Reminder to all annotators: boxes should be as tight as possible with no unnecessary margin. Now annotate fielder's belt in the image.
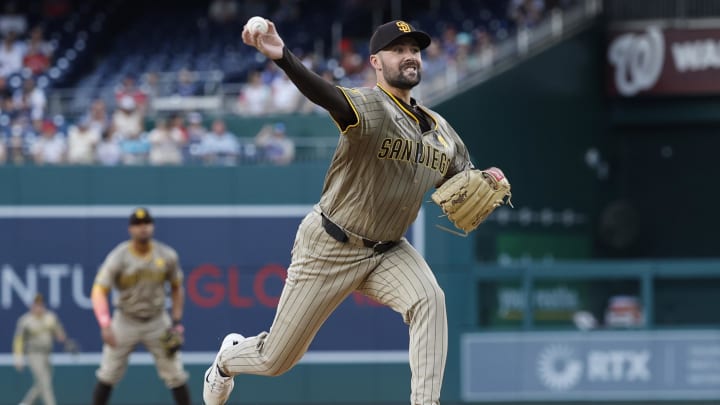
[321,213,398,254]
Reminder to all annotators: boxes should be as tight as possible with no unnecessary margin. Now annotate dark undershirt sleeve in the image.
[273,47,357,130]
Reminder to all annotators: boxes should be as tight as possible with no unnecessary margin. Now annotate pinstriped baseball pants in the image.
[22,353,56,405]
[218,208,446,405]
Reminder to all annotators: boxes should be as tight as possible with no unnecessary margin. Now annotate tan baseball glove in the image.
[161,326,184,356]
[432,167,513,235]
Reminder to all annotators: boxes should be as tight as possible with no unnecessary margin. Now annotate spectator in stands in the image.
[173,68,202,97]
[112,95,144,139]
[185,111,206,162]
[95,127,121,166]
[31,120,66,165]
[26,26,54,60]
[119,129,150,166]
[509,0,545,29]
[169,113,188,145]
[440,25,460,59]
[0,31,25,78]
[28,117,43,143]
[470,28,496,70]
[141,71,161,101]
[23,41,51,76]
[270,72,302,114]
[236,70,271,116]
[254,122,294,165]
[452,32,474,77]
[148,117,184,165]
[338,38,365,78]
[260,61,281,85]
[0,2,27,37]
[7,123,26,164]
[198,118,239,165]
[185,112,205,144]
[114,75,149,113]
[67,118,100,165]
[419,39,446,94]
[86,99,110,134]
[12,78,46,121]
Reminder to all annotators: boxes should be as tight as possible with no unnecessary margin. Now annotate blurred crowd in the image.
[233,23,500,118]
[0,0,575,166]
[0,94,295,166]
[0,73,295,166]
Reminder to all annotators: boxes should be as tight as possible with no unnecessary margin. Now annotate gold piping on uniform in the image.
[377,83,439,130]
[333,86,361,134]
[415,104,439,130]
[376,83,419,125]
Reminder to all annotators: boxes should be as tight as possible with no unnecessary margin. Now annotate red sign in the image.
[607,25,720,96]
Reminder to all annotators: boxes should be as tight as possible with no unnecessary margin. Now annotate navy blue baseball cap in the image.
[369,20,431,54]
[129,207,154,225]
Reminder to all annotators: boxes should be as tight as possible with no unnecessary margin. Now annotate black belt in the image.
[122,311,154,322]
[321,214,398,254]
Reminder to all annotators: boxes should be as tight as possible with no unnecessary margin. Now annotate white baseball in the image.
[246,16,268,35]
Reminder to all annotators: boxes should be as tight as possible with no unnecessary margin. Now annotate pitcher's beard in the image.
[384,70,421,90]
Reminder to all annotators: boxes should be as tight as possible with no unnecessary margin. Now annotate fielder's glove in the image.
[63,338,80,354]
[432,167,513,235]
[161,324,184,356]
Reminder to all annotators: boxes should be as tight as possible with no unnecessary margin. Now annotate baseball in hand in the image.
[246,16,269,35]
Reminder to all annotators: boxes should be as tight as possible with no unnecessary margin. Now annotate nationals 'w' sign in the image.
[607,24,720,97]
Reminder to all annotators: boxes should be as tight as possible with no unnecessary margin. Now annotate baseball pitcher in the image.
[203,18,511,405]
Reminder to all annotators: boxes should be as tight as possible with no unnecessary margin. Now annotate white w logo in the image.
[608,27,665,96]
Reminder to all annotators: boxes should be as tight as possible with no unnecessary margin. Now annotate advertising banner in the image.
[0,206,424,363]
[607,25,720,96]
[462,330,720,401]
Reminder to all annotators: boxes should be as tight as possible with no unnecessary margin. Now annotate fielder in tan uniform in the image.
[90,208,191,405]
[203,19,475,405]
[13,294,67,405]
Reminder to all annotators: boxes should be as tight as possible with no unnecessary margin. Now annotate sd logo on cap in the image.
[369,20,431,54]
[129,207,154,225]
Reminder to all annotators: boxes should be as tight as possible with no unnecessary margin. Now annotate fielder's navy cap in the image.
[129,207,154,225]
[369,20,431,54]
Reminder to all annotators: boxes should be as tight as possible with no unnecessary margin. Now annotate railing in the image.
[1,135,339,167]
[470,259,720,331]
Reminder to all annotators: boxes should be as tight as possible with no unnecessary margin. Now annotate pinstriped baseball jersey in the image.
[319,84,473,241]
[14,311,64,354]
[14,310,64,405]
[94,241,183,320]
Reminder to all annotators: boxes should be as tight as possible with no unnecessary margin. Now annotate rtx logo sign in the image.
[536,345,651,391]
[587,350,651,382]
